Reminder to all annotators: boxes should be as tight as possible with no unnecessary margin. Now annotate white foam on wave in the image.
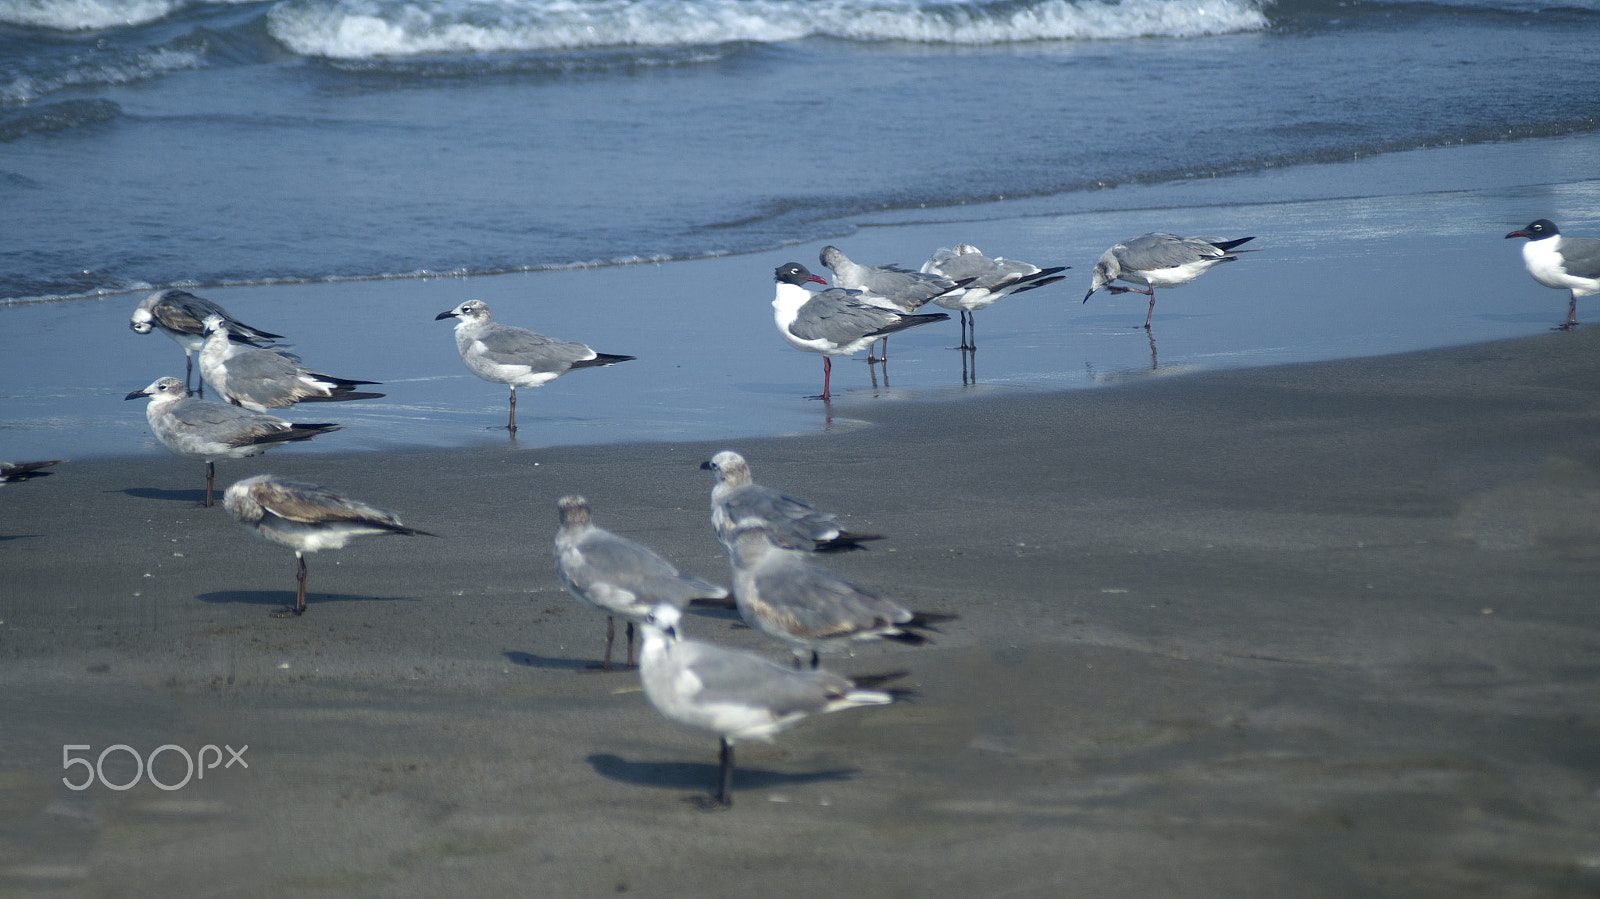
[0,0,183,29]
[266,0,1268,59]
[2,47,202,103]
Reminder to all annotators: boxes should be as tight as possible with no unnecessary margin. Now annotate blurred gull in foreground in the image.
[1083,232,1256,329]
[701,449,880,553]
[436,299,635,433]
[553,494,730,670]
[224,474,433,617]
[125,376,342,507]
[199,316,383,412]
[637,602,906,808]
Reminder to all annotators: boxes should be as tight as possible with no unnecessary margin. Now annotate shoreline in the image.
[4,326,1599,895]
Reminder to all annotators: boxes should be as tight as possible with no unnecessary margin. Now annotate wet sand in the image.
[3,326,1600,897]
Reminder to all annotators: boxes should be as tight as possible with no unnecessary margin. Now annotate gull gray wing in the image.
[473,322,599,370]
[566,531,728,605]
[786,292,902,344]
[1561,236,1600,279]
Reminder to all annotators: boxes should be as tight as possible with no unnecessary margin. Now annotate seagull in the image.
[636,602,903,808]
[553,494,731,670]
[125,376,342,507]
[700,450,880,553]
[435,299,635,433]
[1504,219,1600,330]
[130,289,283,390]
[199,316,384,412]
[725,524,953,669]
[0,459,64,485]
[921,244,1068,349]
[818,245,968,361]
[772,262,950,400]
[223,474,434,616]
[1083,233,1256,328]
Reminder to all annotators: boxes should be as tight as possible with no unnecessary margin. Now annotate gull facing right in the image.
[1083,232,1256,328]
[436,299,635,432]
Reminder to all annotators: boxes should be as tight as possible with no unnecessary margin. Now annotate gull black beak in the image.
[123,389,148,401]
[699,460,714,471]
[1082,288,1095,304]
[435,310,458,320]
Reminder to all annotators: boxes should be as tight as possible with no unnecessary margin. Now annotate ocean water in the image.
[2,0,1599,460]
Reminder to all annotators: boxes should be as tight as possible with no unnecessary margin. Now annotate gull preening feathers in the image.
[636,602,904,808]
[772,262,949,400]
[130,289,283,389]
[553,494,730,670]
[126,377,341,507]
[921,244,1068,349]
[435,299,635,432]
[1504,219,1600,330]
[1084,232,1256,328]
[224,474,433,616]
[199,316,384,412]
[701,449,880,553]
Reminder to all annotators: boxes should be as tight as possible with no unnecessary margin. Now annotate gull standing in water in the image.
[224,474,433,616]
[125,376,342,507]
[700,450,880,553]
[0,459,63,485]
[131,289,283,390]
[1504,219,1600,330]
[636,602,903,808]
[553,494,730,670]
[1083,232,1256,328]
[771,262,949,400]
[921,244,1068,349]
[726,524,953,669]
[199,316,384,412]
[818,245,968,361]
[436,299,635,433]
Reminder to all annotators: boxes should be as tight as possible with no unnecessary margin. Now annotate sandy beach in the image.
[3,317,1598,896]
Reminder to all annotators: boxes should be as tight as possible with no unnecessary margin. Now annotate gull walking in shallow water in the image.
[1504,219,1600,330]
[636,602,903,808]
[131,289,283,390]
[436,299,635,432]
[0,459,63,485]
[224,474,433,616]
[700,449,880,553]
[818,245,968,361]
[1083,232,1255,328]
[553,494,730,670]
[199,316,383,412]
[771,262,949,400]
[125,376,342,507]
[726,524,953,669]
[921,244,1068,349]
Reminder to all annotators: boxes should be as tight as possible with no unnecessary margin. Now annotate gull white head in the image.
[700,450,752,488]
[435,299,492,324]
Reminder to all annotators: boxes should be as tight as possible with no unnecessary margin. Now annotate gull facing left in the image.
[1084,232,1256,328]
[130,289,283,389]
[637,602,903,808]
[553,494,730,670]
[224,474,434,616]
[1504,219,1600,330]
[125,376,342,507]
[436,299,635,432]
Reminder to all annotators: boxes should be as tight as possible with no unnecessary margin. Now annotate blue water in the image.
[2,0,1599,461]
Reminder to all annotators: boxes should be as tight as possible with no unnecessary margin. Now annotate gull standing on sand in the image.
[921,244,1069,349]
[199,316,384,412]
[1083,233,1256,329]
[224,474,433,616]
[0,459,63,485]
[700,449,880,553]
[726,524,952,669]
[131,289,283,389]
[1504,219,1600,330]
[553,494,730,670]
[818,245,968,361]
[636,602,902,808]
[772,262,949,400]
[125,376,342,507]
[435,299,635,433]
